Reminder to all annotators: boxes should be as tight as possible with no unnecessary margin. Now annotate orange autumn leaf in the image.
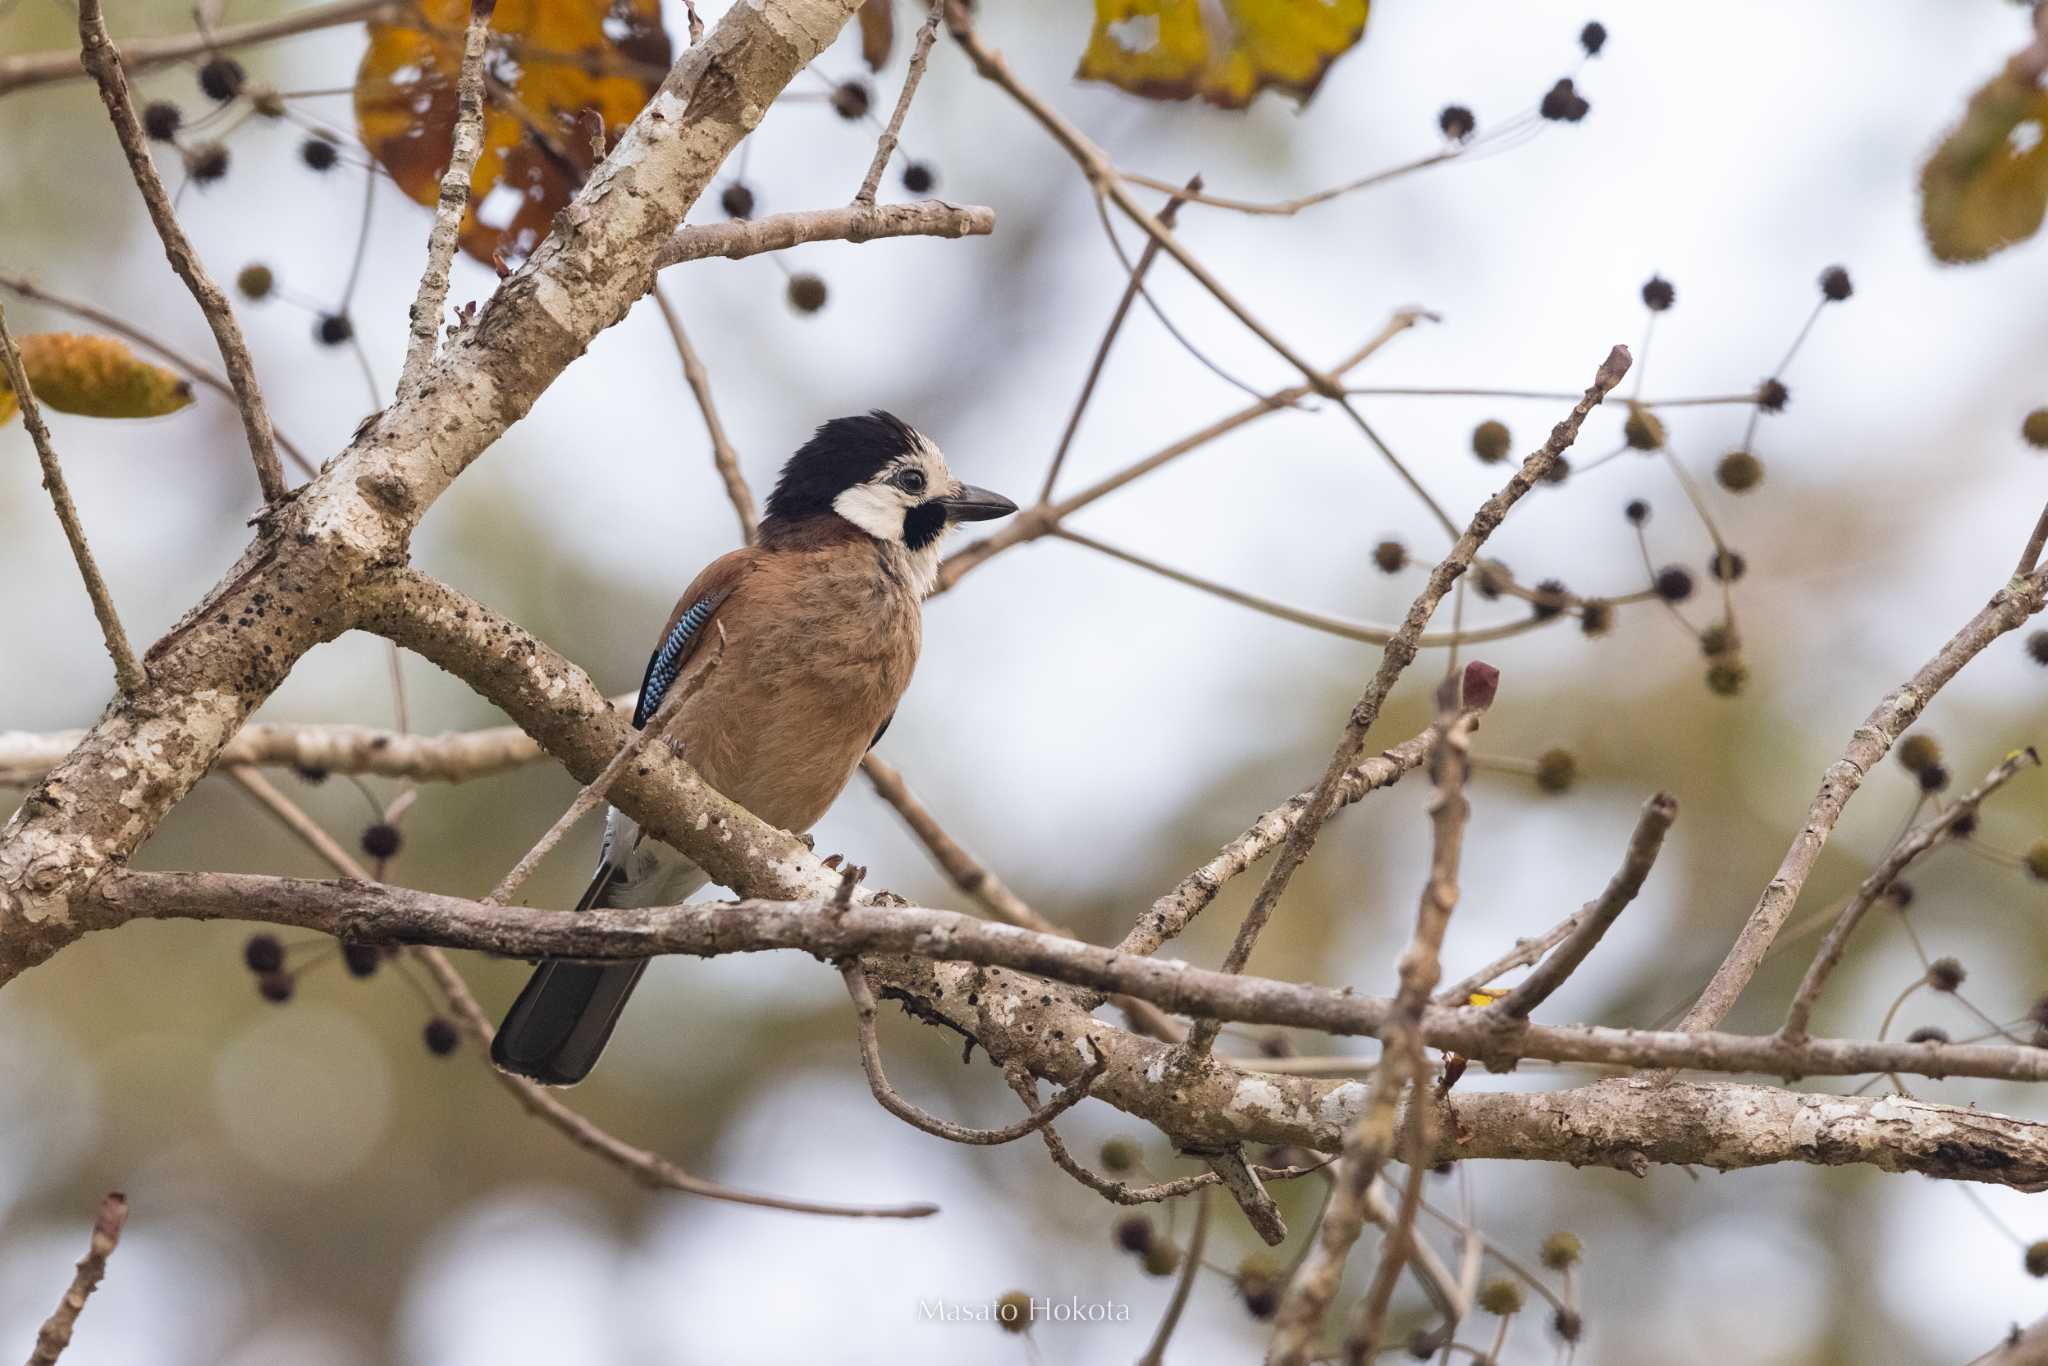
[858,0,894,72]
[354,0,672,268]
[0,333,193,427]
[1077,0,1370,110]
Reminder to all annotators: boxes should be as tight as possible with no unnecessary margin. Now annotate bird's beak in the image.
[938,484,1018,522]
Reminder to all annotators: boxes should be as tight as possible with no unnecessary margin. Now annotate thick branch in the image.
[84,871,2048,1091]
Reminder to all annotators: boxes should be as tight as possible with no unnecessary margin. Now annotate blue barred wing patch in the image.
[633,598,717,728]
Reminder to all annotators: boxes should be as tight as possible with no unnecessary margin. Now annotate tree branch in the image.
[842,961,1106,1144]
[652,200,995,269]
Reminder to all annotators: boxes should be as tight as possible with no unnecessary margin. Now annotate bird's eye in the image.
[895,468,927,495]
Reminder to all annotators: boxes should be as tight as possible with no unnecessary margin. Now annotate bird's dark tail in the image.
[491,864,646,1087]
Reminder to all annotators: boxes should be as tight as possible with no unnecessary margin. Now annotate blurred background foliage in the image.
[5,1,2048,1362]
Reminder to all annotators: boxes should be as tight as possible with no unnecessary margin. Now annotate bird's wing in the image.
[631,548,756,729]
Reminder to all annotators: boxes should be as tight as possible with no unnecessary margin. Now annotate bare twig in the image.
[0,299,144,695]
[842,961,1105,1144]
[1123,722,1441,957]
[1268,1047,1410,1364]
[935,310,1431,594]
[1041,177,1198,502]
[860,754,1049,932]
[1494,792,1679,1019]
[860,752,1184,1041]
[1780,749,2037,1042]
[1119,151,1458,217]
[27,1192,128,1366]
[1678,533,2048,1033]
[398,0,493,396]
[1434,909,1587,1007]
[0,275,318,479]
[651,284,757,543]
[1055,527,1585,650]
[1183,344,1630,1057]
[652,201,995,269]
[1350,696,1481,1355]
[854,0,942,205]
[0,0,401,97]
[76,0,286,502]
[1136,1188,1211,1366]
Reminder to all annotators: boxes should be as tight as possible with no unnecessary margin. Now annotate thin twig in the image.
[651,283,756,543]
[1119,150,1457,217]
[1137,1188,1211,1366]
[1040,176,1198,502]
[0,0,400,97]
[1678,516,2048,1033]
[1055,527,1588,651]
[860,752,1183,1040]
[1183,345,1630,1058]
[0,299,145,695]
[398,0,493,396]
[27,1192,128,1366]
[1350,697,1481,1355]
[77,0,286,502]
[854,0,941,204]
[1779,749,2037,1042]
[1124,720,1443,958]
[842,961,1105,1144]
[935,309,1432,594]
[1495,792,1678,1019]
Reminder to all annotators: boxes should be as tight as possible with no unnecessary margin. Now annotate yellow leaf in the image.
[1467,989,1499,1008]
[1921,70,2048,264]
[1078,0,1370,110]
[0,333,194,424]
[354,0,672,268]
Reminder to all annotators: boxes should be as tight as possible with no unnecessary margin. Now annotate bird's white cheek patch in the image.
[833,484,907,541]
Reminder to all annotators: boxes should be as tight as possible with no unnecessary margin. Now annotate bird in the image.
[491,411,1016,1085]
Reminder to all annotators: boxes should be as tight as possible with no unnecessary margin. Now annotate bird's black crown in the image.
[763,411,923,523]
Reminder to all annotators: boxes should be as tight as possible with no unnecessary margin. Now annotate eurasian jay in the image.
[491,412,1016,1085]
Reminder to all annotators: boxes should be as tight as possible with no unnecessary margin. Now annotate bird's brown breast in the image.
[667,535,921,834]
